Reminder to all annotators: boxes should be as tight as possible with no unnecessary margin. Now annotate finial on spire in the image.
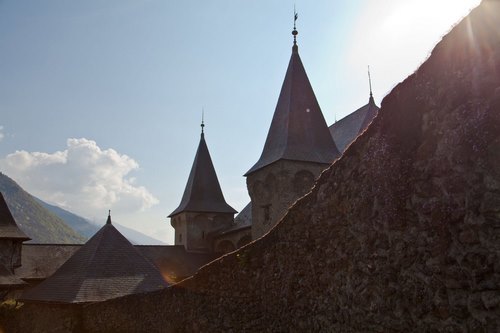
[106,210,112,225]
[201,107,205,135]
[368,66,375,105]
[292,6,298,48]
[368,65,373,98]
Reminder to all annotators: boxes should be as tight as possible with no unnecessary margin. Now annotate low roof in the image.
[20,216,168,304]
[0,192,30,241]
[17,244,217,284]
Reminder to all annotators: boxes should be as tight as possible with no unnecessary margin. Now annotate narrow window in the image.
[262,204,271,224]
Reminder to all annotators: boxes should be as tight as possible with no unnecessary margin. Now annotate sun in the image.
[343,0,482,108]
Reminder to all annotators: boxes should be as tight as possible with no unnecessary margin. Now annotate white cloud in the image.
[0,138,159,218]
[0,126,4,142]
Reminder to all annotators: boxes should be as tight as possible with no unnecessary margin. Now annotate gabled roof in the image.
[329,95,380,153]
[0,192,30,241]
[245,41,340,176]
[169,131,237,217]
[20,215,168,304]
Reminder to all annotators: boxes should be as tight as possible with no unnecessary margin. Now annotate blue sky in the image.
[0,0,480,243]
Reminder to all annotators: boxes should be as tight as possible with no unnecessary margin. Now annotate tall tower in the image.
[169,122,237,252]
[245,16,340,239]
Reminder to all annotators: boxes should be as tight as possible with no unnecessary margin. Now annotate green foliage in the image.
[0,299,22,320]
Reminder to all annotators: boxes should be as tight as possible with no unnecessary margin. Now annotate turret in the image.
[245,14,340,239]
[169,121,237,252]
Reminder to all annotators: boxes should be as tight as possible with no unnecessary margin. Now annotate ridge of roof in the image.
[245,43,339,176]
[169,132,237,217]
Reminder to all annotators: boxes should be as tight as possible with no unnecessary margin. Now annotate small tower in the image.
[169,121,237,252]
[0,192,30,273]
[245,14,340,239]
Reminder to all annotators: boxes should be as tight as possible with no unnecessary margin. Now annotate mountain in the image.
[36,197,166,245]
[113,223,166,245]
[34,198,100,239]
[0,173,85,243]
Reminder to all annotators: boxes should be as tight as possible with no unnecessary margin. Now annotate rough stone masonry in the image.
[4,0,500,331]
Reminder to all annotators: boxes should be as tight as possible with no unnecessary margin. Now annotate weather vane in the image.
[293,6,298,45]
[201,107,205,134]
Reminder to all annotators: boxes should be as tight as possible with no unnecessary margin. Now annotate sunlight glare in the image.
[342,0,481,109]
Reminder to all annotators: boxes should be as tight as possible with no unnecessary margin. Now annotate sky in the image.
[0,0,481,244]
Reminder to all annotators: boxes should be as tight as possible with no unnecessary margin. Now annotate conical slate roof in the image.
[169,131,237,217]
[245,40,340,176]
[20,214,168,304]
[329,95,380,153]
[0,192,30,240]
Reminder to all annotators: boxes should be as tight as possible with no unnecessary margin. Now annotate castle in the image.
[168,23,379,251]
[0,22,379,303]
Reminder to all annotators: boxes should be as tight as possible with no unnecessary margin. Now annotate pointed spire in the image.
[169,125,237,217]
[368,65,375,104]
[106,210,111,225]
[245,21,340,176]
[292,7,298,52]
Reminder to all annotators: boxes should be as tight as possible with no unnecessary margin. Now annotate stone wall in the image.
[4,1,500,331]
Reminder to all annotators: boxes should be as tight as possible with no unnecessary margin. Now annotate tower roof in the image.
[0,192,30,240]
[329,95,380,153]
[20,214,168,304]
[245,29,339,176]
[169,130,237,217]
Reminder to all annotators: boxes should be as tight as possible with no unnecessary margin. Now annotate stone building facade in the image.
[246,160,330,238]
